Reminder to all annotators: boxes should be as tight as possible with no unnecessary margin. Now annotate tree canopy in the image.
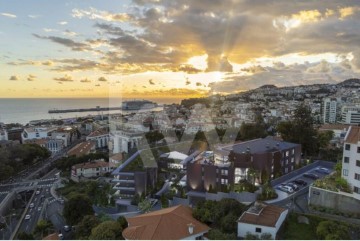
[316,220,350,240]
[89,221,123,240]
[277,104,319,156]
[63,193,94,225]
[75,215,100,240]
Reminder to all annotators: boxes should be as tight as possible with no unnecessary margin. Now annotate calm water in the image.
[0,98,180,125]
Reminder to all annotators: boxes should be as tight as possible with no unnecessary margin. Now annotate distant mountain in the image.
[337,78,360,87]
[257,84,277,89]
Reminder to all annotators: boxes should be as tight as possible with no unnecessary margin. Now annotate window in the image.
[291,157,294,163]
[355,173,360,180]
[285,167,288,174]
[292,149,295,155]
[344,157,349,163]
[255,227,262,233]
[286,151,289,157]
[286,159,288,165]
[221,169,228,176]
[343,169,348,176]
[354,186,360,194]
[345,144,350,150]
[358,147,360,153]
[357,160,360,167]
[221,178,228,184]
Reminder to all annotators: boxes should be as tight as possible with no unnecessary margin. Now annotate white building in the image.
[0,129,8,141]
[21,126,57,143]
[86,129,109,149]
[322,98,341,124]
[237,202,288,239]
[342,125,360,200]
[341,105,360,124]
[111,130,144,154]
[71,160,115,181]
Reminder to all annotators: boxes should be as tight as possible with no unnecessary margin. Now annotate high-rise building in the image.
[322,98,341,124]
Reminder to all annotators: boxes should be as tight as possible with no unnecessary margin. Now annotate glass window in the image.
[255,228,262,233]
[344,157,349,163]
[345,144,350,150]
[355,173,360,180]
[343,169,348,176]
[354,186,360,194]
[357,160,360,167]
[358,147,360,153]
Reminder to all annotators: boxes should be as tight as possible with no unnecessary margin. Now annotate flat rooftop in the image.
[221,137,299,154]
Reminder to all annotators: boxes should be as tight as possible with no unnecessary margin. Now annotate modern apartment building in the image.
[322,97,341,124]
[112,150,157,198]
[186,137,301,193]
[342,125,360,200]
[341,105,360,124]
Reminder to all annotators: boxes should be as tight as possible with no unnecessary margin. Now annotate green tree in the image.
[33,220,53,239]
[316,220,350,240]
[75,215,100,240]
[117,216,127,229]
[63,193,94,225]
[220,213,238,233]
[160,194,168,208]
[277,104,318,156]
[17,231,35,240]
[89,221,123,240]
[138,199,152,213]
[207,229,237,240]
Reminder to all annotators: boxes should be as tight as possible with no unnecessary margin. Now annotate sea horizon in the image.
[0,97,181,125]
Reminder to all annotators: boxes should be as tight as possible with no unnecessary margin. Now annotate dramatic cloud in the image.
[98,76,108,82]
[53,74,74,82]
[1,12,16,18]
[9,75,19,81]
[33,34,91,51]
[27,74,36,81]
[58,21,68,25]
[72,7,133,22]
[80,78,92,83]
[210,60,360,94]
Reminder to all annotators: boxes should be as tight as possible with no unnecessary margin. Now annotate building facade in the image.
[341,105,360,124]
[86,129,109,149]
[322,97,341,124]
[187,137,301,193]
[342,125,360,200]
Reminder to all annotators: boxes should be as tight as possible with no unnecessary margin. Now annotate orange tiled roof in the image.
[345,126,360,144]
[123,205,210,240]
[238,203,287,227]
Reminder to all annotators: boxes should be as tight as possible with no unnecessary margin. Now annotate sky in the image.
[1,0,360,99]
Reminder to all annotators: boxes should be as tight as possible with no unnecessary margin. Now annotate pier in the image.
[48,106,121,114]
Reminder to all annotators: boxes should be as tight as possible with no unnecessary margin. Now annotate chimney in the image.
[188,223,194,235]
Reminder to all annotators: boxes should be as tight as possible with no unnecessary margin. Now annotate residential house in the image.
[71,160,115,181]
[237,202,288,239]
[21,126,57,143]
[122,205,210,240]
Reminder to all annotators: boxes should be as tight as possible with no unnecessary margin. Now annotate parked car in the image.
[58,234,64,240]
[277,184,294,194]
[315,167,331,174]
[37,207,42,211]
[25,215,31,220]
[293,179,307,186]
[35,190,40,195]
[64,225,71,232]
[303,173,319,180]
[286,182,299,191]
[29,203,34,208]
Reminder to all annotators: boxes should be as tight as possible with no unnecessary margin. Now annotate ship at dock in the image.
[121,100,158,110]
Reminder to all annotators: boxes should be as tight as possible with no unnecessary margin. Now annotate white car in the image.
[37,207,42,211]
[36,190,40,195]
[25,215,31,220]
[29,203,34,208]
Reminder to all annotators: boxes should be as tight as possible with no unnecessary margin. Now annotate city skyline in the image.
[1,0,360,98]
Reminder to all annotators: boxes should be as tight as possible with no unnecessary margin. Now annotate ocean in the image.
[0,98,180,125]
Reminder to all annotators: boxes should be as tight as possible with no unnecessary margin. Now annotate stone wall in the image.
[309,185,360,218]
